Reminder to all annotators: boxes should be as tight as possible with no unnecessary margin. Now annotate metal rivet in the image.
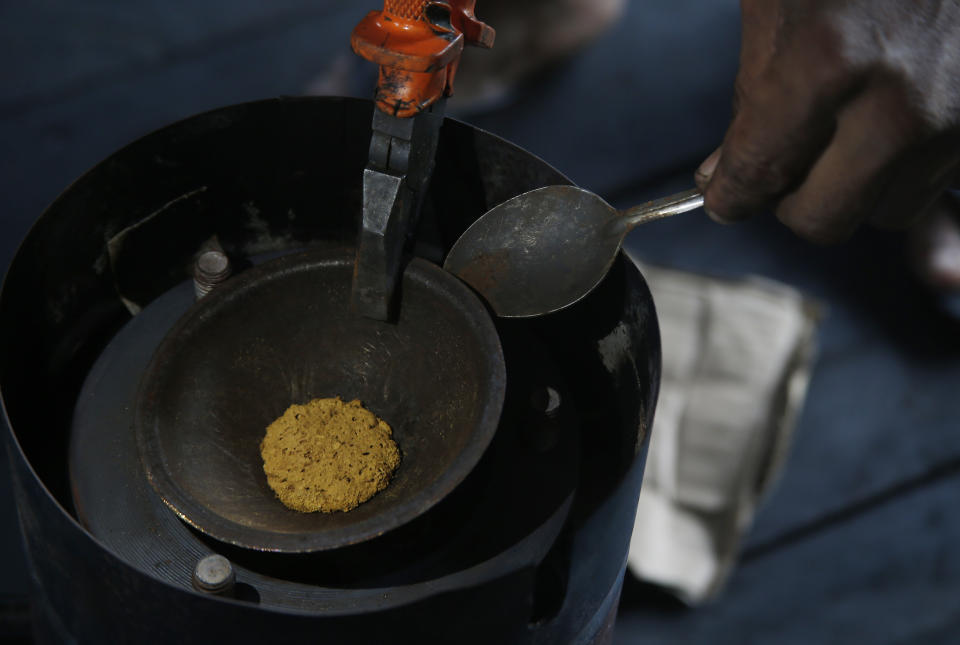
[193,250,232,300]
[192,554,236,595]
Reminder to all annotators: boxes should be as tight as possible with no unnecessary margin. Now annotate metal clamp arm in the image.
[350,1,494,320]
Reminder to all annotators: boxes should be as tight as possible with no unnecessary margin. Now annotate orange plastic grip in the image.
[383,0,428,21]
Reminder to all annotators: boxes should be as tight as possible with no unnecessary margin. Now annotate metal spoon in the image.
[443,186,704,318]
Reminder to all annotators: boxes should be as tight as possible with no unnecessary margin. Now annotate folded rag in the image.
[627,257,820,604]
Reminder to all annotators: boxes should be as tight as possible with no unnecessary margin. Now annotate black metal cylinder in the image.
[0,97,659,643]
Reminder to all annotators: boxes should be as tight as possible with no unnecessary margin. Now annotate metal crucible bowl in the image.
[135,248,505,553]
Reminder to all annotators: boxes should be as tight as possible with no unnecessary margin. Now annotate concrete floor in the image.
[2,1,960,642]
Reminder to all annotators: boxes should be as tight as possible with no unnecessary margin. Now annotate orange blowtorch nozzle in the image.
[352,0,495,117]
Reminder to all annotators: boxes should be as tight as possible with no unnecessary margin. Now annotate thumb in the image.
[694,146,727,223]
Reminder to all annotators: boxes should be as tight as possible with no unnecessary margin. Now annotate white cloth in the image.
[627,259,820,604]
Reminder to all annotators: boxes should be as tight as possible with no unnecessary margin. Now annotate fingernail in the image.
[695,146,723,186]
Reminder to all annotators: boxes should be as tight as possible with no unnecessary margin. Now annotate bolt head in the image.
[193,250,232,299]
[193,554,236,594]
[196,250,230,277]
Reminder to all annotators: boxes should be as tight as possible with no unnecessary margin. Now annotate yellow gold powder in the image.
[260,397,401,513]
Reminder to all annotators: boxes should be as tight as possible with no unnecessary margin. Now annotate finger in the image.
[704,24,859,222]
[773,83,922,243]
[736,0,784,91]
[705,74,845,222]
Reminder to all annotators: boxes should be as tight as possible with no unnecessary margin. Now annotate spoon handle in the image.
[620,188,704,228]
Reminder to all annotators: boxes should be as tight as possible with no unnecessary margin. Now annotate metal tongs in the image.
[350,1,495,320]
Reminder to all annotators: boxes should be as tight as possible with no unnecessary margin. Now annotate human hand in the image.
[695,0,960,243]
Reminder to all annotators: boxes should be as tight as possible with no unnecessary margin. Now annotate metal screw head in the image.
[197,250,230,276]
[194,250,232,300]
[192,554,236,595]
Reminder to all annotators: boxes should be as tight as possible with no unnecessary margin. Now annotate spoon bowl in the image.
[444,185,703,317]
